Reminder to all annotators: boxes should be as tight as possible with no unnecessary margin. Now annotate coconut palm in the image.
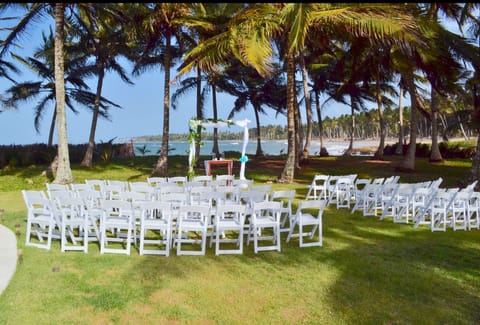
[179,3,422,182]
[221,59,287,157]
[2,28,119,148]
[126,3,191,176]
[67,4,133,167]
[0,3,75,183]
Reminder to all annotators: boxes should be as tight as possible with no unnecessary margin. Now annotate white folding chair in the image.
[175,205,210,256]
[138,201,173,256]
[430,189,458,232]
[305,175,330,200]
[286,199,326,247]
[22,190,58,250]
[335,177,353,209]
[248,201,282,253]
[54,196,89,253]
[467,191,480,230]
[212,204,247,255]
[99,199,135,255]
[270,190,296,232]
[450,190,470,231]
[350,178,372,214]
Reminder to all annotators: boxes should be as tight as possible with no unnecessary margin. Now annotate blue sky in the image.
[1,10,467,146]
[0,15,354,146]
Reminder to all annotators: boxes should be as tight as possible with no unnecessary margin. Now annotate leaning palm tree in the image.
[0,3,87,183]
[3,28,120,148]
[222,59,287,157]
[68,4,133,167]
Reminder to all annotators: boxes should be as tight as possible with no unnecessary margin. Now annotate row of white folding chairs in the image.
[350,176,420,217]
[22,189,100,252]
[412,183,480,232]
[306,174,401,211]
[305,174,359,207]
[24,187,304,255]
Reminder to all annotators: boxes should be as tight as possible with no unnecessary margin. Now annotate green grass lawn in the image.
[0,155,479,324]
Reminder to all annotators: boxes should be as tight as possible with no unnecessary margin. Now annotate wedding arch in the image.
[188,118,251,179]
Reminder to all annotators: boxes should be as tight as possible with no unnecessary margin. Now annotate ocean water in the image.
[131,140,373,157]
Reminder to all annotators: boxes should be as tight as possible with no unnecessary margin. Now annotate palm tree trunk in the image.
[153,34,171,176]
[212,83,219,158]
[397,74,418,172]
[344,96,355,156]
[315,90,327,156]
[81,67,105,167]
[294,99,303,168]
[395,86,405,155]
[53,2,73,184]
[253,104,263,157]
[452,103,470,141]
[195,67,202,164]
[300,54,312,160]
[373,89,385,160]
[48,108,56,147]
[429,86,443,163]
[464,67,480,189]
[279,53,296,183]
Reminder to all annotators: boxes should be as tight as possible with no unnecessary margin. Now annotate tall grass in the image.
[0,155,478,324]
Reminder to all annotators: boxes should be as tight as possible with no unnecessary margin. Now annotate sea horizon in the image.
[130,138,400,157]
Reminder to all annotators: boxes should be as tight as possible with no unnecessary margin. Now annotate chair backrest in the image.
[158,184,184,195]
[271,190,295,210]
[107,180,128,191]
[192,175,213,183]
[215,186,239,202]
[215,204,246,223]
[147,177,167,188]
[100,199,133,215]
[238,190,265,206]
[46,183,70,192]
[129,181,152,192]
[76,189,103,209]
[252,201,282,222]
[167,176,187,184]
[271,190,295,201]
[372,177,385,185]
[159,192,188,206]
[297,199,327,216]
[353,178,371,192]
[70,183,90,192]
[22,190,48,208]
[102,184,124,200]
[138,200,173,221]
[313,175,330,185]
[178,204,210,223]
[54,196,85,218]
[216,174,235,186]
[47,189,73,200]
[119,190,148,203]
[189,186,213,205]
[85,179,106,192]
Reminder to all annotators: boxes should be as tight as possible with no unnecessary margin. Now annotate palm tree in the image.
[126,3,191,176]
[68,4,133,167]
[2,28,119,148]
[220,59,287,157]
[0,3,74,182]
